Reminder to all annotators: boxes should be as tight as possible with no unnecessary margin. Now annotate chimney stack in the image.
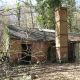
[55,7,68,63]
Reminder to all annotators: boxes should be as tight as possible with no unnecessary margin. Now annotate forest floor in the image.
[1,62,80,80]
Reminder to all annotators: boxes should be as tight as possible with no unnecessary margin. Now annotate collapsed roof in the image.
[8,25,80,42]
[8,25,55,41]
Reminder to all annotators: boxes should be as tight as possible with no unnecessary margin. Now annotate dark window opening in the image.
[21,44,31,64]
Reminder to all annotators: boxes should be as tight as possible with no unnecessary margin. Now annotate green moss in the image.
[61,57,68,63]
[56,57,68,63]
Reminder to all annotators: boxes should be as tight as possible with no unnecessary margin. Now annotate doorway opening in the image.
[21,44,31,64]
[47,43,56,62]
[68,42,75,62]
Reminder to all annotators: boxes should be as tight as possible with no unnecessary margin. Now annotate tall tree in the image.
[62,0,76,32]
[16,2,21,27]
[35,0,77,32]
[35,0,62,29]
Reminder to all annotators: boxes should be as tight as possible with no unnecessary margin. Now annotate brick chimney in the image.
[55,7,68,63]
